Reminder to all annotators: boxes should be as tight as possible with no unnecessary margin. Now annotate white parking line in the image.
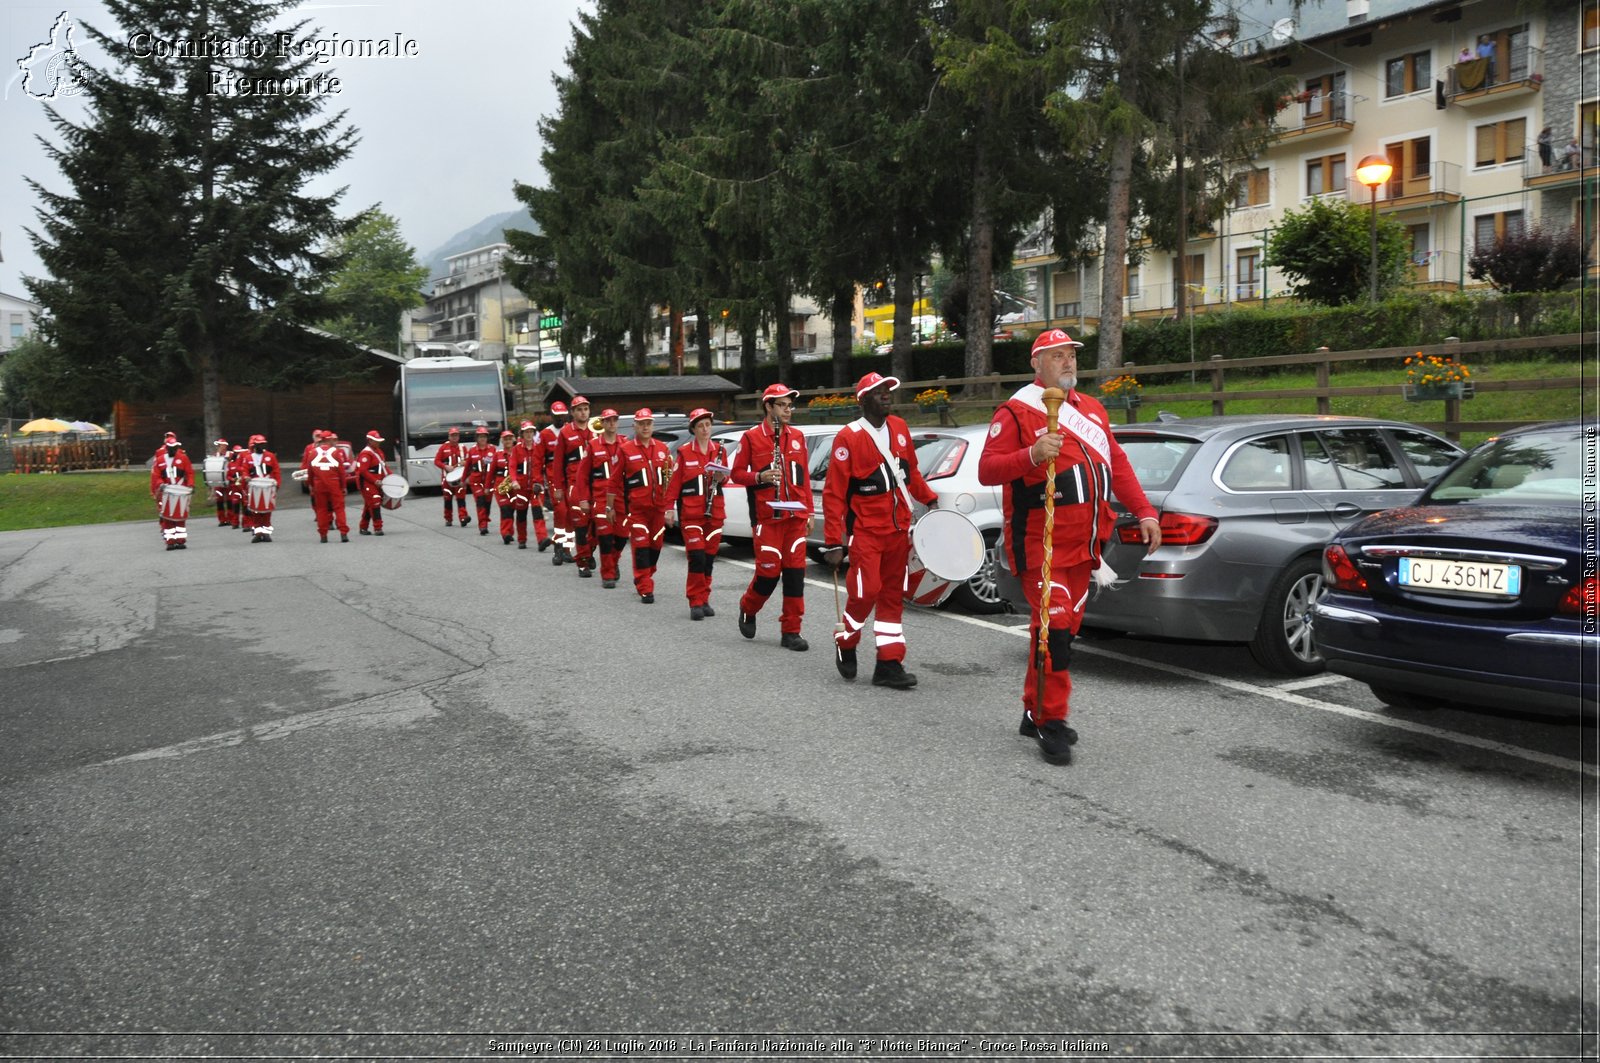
[1275,673,1352,691]
[695,547,1598,777]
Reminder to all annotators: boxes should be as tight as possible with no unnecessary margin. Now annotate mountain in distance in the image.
[418,207,539,286]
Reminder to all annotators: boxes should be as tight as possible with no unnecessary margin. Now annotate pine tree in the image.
[26,0,358,445]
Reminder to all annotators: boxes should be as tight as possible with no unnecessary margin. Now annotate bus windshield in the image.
[405,368,504,439]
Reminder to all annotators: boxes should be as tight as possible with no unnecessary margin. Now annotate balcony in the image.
[1371,161,1464,211]
[1525,143,1595,188]
[1445,45,1542,107]
[1269,93,1353,144]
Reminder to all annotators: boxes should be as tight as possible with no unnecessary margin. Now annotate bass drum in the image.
[380,473,409,510]
[905,509,985,607]
[202,455,227,491]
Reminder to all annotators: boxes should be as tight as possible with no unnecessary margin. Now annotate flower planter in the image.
[1403,382,1471,402]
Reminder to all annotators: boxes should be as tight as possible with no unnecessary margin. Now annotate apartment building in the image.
[405,243,535,362]
[1014,0,1596,332]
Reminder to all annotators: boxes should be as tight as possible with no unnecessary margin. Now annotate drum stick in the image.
[831,561,845,635]
[1037,387,1067,698]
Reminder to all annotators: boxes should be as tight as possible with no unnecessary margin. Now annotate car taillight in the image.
[1117,511,1217,546]
[1323,544,1368,594]
[1558,576,1598,616]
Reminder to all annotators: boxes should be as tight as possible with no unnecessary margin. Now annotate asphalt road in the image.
[0,493,1594,1060]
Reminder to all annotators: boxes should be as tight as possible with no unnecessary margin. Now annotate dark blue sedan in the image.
[1313,420,1597,717]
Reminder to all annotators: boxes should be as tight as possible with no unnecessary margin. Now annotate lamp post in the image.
[1355,153,1394,301]
[720,308,729,370]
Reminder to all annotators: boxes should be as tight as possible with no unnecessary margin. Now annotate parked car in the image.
[1314,421,1595,717]
[615,412,692,446]
[297,438,358,494]
[1073,414,1464,674]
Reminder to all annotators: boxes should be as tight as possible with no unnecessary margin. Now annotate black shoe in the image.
[480,528,489,536]
[460,517,470,527]
[641,592,655,604]
[835,643,857,680]
[738,611,756,639]
[503,535,513,544]
[602,579,617,589]
[340,533,349,543]
[251,534,265,543]
[701,604,715,618]
[175,541,186,549]
[1036,720,1074,765]
[871,660,916,689]
[320,534,328,543]
[1019,713,1076,745]
[374,529,384,536]
[781,632,809,652]
[690,605,705,621]
[578,567,592,579]
[360,528,372,535]
[166,542,180,551]
[518,541,528,549]
[538,538,552,552]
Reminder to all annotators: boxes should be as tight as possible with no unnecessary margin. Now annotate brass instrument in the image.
[590,415,605,432]
[652,446,673,508]
[495,473,517,500]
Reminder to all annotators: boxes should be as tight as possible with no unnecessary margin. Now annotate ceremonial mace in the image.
[1036,386,1067,698]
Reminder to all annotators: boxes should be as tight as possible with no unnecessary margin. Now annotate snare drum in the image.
[247,476,277,513]
[380,473,409,510]
[443,465,466,493]
[158,484,193,521]
[905,509,985,607]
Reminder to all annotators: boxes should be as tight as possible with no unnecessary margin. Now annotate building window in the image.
[1173,255,1206,301]
[1384,51,1431,97]
[1475,118,1527,167]
[1585,3,1599,51]
[1236,249,1261,299]
[1232,168,1270,208]
[1306,153,1347,196]
[1473,210,1525,249]
[1302,72,1347,123]
[1125,264,1140,298]
[8,315,22,341]
[1384,137,1433,197]
[1406,224,1432,282]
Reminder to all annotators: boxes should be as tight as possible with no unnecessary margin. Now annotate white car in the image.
[710,424,839,542]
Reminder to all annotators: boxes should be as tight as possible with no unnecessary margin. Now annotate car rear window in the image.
[1425,431,1583,505]
[914,436,967,480]
[1118,435,1199,491]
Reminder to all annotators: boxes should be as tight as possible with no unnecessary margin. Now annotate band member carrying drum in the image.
[977,329,1162,766]
[550,396,592,571]
[150,435,194,551]
[356,430,391,536]
[493,429,519,545]
[241,434,281,543]
[517,420,552,550]
[226,444,249,531]
[665,408,730,621]
[820,373,938,689]
[465,425,497,536]
[731,383,813,651]
[535,402,566,553]
[306,431,351,542]
[433,425,470,527]
[206,438,230,526]
[575,409,625,586]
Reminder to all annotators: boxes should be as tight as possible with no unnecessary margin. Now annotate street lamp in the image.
[720,308,729,370]
[1355,153,1394,301]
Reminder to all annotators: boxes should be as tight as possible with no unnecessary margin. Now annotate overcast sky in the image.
[1,0,591,299]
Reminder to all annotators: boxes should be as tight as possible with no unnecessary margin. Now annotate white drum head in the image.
[444,466,465,484]
[911,509,984,583]
[380,474,409,500]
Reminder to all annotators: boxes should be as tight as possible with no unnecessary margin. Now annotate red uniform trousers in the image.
[472,485,493,531]
[625,503,666,595]
[499,491,529,543]
[528,488,550,546]
[1018,551,1096,726]
[739,515,808,634]
[571,496,598,569]
[310,473,349,535]
[591,496,623,582]
[212,484,229,525]
[680,507,724,609]
[835,530,912,664]
[359,486,384,531]
[443,480,469,524]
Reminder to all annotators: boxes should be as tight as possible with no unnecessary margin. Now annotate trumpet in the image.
[495,474,517,500]
[590,415,605,433]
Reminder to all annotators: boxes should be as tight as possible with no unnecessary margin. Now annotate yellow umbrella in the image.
[17,418,73,434]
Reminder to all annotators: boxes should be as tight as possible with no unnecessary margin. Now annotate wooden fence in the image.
[10,439,133,474]
[733,333,1585,442]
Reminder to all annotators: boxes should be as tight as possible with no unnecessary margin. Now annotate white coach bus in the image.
[394,355,510,489]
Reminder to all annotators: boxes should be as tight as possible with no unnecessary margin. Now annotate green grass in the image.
[0,471,163,532]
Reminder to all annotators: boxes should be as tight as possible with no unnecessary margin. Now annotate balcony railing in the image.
[1524,141,1595,182]
[1376,160,1463,205]
[1269,93,1352,138]
[1444,44,1542,102]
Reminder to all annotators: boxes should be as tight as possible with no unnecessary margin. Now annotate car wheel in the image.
[1368,684,1443,711]
[946,531,1009,615]
[1248,554,1326,676]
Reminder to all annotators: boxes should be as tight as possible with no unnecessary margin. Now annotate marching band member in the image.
[306,431,351,542]
[820,373,938,689]
[576,409,625,587]
[519,421,553,550]
[615,408,673,603]
[535,402,567,553]
[977,329,1162,765]
[494,428,520,545]
[433,425,470,527]
[730,384,813,650]
[226,444,248,531]
[210,437,231,526]
[241,434,281,543]
[465,425,497,535]
[665,408,729,621]
[150,435,194,551]
[550,396,592,571]
[356,430,391,536]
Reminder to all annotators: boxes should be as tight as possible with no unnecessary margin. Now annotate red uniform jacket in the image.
[731,420,813,524]
[510,442,540,494]
[355,446,389,494]
[615,437,674,513]
[822,416,937,547]
[537,425,561,492]
[575,433,623,511]
[977,384,1156,567]
[551,423,590,498]
[305,442,350,486]
[667,438,730,522]
[241,449,281,488]
[150,451,194,495]
[434,440,466,488]
[490,447,513,497]
[465,442,497,494]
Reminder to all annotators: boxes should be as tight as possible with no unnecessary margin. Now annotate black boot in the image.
[835,643,857,680]
[780,632,809,652]
[871,660,917,690]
